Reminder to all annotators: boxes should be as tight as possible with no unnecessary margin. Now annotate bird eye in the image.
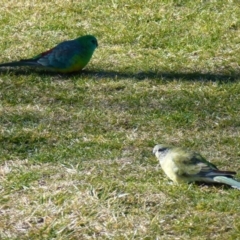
[91,39,98,46]
[158,147,167,152]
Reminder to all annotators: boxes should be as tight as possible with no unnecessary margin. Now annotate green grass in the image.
[1,0,240,239]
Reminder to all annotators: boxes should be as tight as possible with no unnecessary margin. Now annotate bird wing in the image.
[33,40,82,69]
[172,148,236,180]
[172,149,217,176]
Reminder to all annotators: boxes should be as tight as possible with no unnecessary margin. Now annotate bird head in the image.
[82,35,98,49]
[153,144,170,159]
[76,35,98,54]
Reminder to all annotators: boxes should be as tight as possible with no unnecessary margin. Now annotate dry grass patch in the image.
[1,0,240,239]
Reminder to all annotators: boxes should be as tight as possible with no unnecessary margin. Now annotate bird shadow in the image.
[0,67,239,83]
[194,181,234,190]
[83,69,240,83]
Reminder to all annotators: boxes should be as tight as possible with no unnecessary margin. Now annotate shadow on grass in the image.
[0,67,239,82]
[83,70,240,82]
[194,181,236,190]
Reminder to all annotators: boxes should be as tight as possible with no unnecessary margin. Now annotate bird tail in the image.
[203,170,236,179]
[214,176,240,190]
[0,59,41,68]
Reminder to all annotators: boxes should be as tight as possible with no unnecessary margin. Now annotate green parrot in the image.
[153,144,240,189]
[0,35,98,73]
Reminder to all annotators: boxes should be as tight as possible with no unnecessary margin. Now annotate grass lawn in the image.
[0,0,240,239]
